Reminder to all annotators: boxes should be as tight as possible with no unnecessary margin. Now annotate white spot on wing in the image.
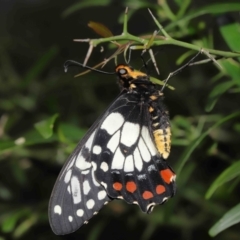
[91,163,100,187]
[107,130,120,153]
[100,162,109,172]
[75,154,91,170]
[148,164,156,171]
[171,175,177,181]
[101,181,107,189]
[64,170,72,183]
[93,145,102,155]
[54,205,62,215]
[137,174,146,180]
[111,147,125,170]
[67,185,71,194]
[82,170,90,175]
[85,130,96,149]
[121,122,140,147]
[138,137,151,162]
[101,112,124,135]
[134,148,143,171]
[124,155,134,172]
[162,197,169,202]
[141,126,157,156]
[68,216,73,222]
[76,209,84,217]
[86,199,95,209]
[98,190,107,200]
[71,176,81,204]
[83,180,91,195]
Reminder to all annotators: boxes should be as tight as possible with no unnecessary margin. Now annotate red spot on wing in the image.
[126,181,137,193]
[160,169,175,184]
[142,191,153,200]
[156,185,166,194]
[113,182,123,191]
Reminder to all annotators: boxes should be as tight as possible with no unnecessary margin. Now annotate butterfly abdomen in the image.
[148,92,171,159]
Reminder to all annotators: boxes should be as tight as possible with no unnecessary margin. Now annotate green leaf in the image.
[209,203,240,237]
[172,116,192,131]
[166,3,240,31]
[34,114,59,139]
[1,209,30,233]
[62,0,111,18]
[205,160,240,199]
[2,214,19,233]
[176,50,195,65]
[221,59,240,84]
[219,22,240,55]
[24,129,57,145]
[0,140,16,152]
[150,76,175,90]
[205,81,235,112]
[58,123,86,142]
[13,214,38,238]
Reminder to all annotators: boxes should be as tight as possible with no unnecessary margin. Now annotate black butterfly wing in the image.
[93,93,176,213]
[48,129,112,234]
[48,92,128,235]
[49,90,176,235]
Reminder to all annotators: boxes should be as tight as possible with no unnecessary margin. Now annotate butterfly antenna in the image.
[140,52,149,75]
[161,50,202,92]
[64,60,115,75]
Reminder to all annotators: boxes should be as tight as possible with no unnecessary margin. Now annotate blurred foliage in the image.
[0,0,240,240]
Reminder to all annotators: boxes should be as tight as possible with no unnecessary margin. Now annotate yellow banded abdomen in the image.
[153,127,171,159]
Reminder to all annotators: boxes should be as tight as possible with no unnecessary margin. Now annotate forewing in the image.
[48,92,134,235]
[49,120,112,235]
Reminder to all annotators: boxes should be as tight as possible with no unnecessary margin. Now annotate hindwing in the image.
[92,93,176,212]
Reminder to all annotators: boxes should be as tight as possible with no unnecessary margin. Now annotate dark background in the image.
[1,0,240,240]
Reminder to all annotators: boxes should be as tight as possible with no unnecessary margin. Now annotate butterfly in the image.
[49,62,176,235]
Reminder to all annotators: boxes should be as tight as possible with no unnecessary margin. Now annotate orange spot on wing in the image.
[142,191,153,200]
[113,182,122,191]
[126,181,137,193]
[160,169,175,184]
[156,185,166,194]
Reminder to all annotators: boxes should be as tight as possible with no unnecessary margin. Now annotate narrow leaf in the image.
[205,160,240,199]
[205,81,235,112]
[166,3,240,31]
[209,203,240,236]
[150,76,175,90]
[62,0,111,18]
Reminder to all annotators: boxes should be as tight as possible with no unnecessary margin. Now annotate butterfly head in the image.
[115,64,150,89]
